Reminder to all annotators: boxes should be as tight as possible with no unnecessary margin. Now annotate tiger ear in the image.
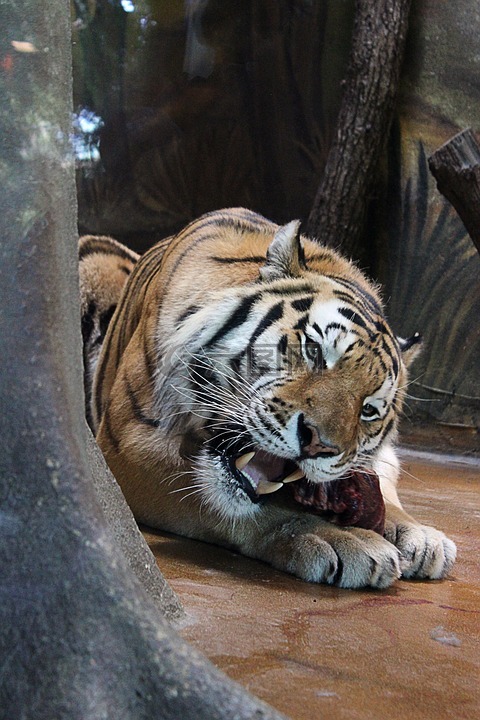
[259,220,306,281]
[398,332,423,367]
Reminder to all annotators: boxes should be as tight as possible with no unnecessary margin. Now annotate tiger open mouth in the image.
[227,450,303,500]
[221,448,386,535]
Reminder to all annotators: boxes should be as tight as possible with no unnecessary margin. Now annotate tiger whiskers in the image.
[397,371,427,392]
[357,451,424,485]
[170,390,243,422]
[176,349,266,412]
[203,427,254,453]
[169,483,208,503]
[172,360,260,431]
[183,350,264,403]
[162,349,274,460]
[173,372,250,417]
[396,462,425,485]
[160,468,197,487]
[169,385,246,425]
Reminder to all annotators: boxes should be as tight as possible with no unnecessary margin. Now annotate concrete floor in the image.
[145,452,480,720]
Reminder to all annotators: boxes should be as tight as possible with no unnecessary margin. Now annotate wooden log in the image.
[428,128,480,255]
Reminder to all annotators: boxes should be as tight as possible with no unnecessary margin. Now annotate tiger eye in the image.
[305,341,326,370]
[361,403,379,419]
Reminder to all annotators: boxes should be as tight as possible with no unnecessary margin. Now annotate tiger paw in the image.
[260,520,401,589]
[384,519,457,580]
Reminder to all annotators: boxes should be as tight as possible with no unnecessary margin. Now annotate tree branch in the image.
[428,128,480,255]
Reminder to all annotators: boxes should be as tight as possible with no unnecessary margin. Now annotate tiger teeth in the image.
[282,468,305,484]
[256,480,284,495]
[235,451,256,470]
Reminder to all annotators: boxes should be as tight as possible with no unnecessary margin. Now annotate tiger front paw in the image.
[260,520,401,589]
[384,518,457,580]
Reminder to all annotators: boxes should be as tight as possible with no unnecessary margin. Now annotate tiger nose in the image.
[297,413,340,459]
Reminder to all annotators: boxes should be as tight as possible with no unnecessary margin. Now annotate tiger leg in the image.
[237,506,402,590]
[374,444,457,580]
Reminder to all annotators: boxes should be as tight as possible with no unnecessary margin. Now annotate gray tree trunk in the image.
[307,0,412,260]
[0,2,286,718]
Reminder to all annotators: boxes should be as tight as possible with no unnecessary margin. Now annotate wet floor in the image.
[145,451,480,720]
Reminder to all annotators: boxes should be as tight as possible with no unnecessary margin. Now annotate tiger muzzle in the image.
[297,413,340,459]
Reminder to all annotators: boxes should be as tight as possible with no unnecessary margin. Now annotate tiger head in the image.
[155,216,421,522]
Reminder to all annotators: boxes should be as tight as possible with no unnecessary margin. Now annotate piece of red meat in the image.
[291,470,386,535]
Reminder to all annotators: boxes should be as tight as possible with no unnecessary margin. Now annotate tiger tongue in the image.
[237,450,289,488]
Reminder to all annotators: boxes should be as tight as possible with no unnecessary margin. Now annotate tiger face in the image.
[154,216,419,522]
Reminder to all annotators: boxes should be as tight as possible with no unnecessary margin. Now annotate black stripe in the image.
[332,290,356,305]
[273,411,286,426]
[277,334,288,356]
[162,210,273,295]
[293,315,309,331]
[337,306,371,332]
[229,356,242,377]
[177,305,200,325]
[126,379,159,428]
[93,242,167,424]
[374,319,390,335]
[103,405,120,453]
[378,417,395,445]
[377,332,400,378]
[248,301,284,347]
[291,296,314,312]
[188,358,222,390]
[324,322,347,334]
[143,329,157,380]
[79,237,137,263]
[297,236,307,269]
[211,207,272,228]
[115,243,167,370]
[265,283,314,296]
[342,340,359,356]
[161,218,237,295]
[390,350,399,378]
[371,346,388,374]
[327,275,382,315]
[256,409,285,443]
[392,394,402,413]
[253,375,283,394]
[203,293,261,349]
[211,255,266,264]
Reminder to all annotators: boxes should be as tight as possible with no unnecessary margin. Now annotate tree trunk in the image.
[86,428,183,620]
[428,128,480,256]
[307,0,412,260]
[0,3,286,718]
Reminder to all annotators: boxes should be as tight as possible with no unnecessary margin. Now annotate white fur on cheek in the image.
[193,451,260,522]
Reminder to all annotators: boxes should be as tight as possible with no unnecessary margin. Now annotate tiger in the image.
[79,235,140,429]
[79,207,456,589]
